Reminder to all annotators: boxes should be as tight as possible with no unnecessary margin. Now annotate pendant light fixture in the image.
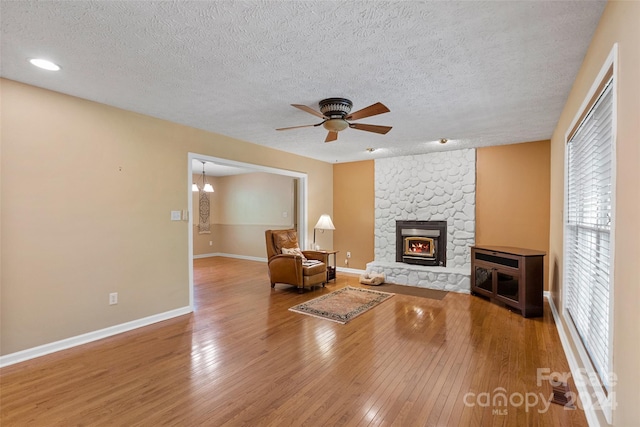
[193,161,214,192]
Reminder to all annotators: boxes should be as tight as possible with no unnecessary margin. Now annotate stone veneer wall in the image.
[368,149,476,292]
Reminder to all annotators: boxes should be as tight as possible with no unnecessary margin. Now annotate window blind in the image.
[565,77,613,391]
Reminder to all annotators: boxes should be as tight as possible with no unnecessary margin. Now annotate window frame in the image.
[563,43,617,424]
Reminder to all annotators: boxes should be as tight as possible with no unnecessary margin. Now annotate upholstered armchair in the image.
[265,229,328,293]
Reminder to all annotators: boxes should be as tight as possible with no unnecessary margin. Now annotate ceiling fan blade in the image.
[345,102,390,121]
[325,131,339,143]
[349,123,392,135]
[276,122,323,131]
[292,104,326,119]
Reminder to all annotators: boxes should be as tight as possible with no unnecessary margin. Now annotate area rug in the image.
[289,286,394,324]
[370,283,448,301]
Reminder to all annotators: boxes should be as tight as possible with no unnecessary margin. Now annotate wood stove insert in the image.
[396,220,447,267]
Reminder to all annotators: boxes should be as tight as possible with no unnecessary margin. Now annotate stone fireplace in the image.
[366,149,476,293]
[396,220,447,267]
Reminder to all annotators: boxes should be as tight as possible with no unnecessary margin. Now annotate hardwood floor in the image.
[1,257,587,426]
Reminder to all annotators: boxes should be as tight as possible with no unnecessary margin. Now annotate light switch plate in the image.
[170,211,181,221]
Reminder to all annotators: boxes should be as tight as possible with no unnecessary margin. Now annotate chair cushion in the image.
[303,262,326,276]
[281,246,307,261]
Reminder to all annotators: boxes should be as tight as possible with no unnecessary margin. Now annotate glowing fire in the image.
[404,237,435,257]
[409,241,431,253]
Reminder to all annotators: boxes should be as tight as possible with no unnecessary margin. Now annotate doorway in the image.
[187,153,308,310]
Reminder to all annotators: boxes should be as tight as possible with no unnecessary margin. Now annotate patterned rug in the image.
[289,286,394,324]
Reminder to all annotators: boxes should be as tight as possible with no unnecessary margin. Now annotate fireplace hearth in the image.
[396,220,447,267]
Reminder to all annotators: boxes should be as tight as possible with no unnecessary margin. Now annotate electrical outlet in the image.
[109,292,118,305]
[345,259,349,265]
[209,241,213,246]
[347,251,351,258]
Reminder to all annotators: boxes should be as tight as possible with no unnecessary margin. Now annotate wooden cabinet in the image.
[471,246,545,318]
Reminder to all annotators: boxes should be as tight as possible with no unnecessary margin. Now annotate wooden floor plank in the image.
[0,257,587,426]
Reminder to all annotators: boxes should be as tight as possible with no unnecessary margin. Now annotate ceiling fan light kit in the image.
[323,119,349,132]
[276,97,392,143]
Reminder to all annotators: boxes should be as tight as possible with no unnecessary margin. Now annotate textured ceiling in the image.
[1,1,605,163]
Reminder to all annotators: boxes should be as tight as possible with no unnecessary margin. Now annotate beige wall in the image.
[548,1,640,425]
[333,161,375,270]
[192,172,295,257]
[476,140,551,289]
[1,79,332,355]
[215,172,294,225]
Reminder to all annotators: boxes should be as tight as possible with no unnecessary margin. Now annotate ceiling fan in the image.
[276,98,392,143]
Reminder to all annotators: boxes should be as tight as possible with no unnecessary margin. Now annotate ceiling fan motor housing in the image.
[319,98,353,118]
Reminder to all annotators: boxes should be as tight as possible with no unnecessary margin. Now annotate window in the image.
[564,48,616,414]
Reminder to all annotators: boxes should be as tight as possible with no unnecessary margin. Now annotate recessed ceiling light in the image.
[439,138,448,144]
[29,58,61,71]
[366,147,377,153]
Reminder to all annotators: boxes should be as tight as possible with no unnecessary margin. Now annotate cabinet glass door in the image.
[474,266,493,294]
[496,271,519,302]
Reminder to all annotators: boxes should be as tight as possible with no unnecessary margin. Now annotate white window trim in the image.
[563,43,617,424]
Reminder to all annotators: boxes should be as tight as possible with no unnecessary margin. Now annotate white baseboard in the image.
[337,266,366,275]
[193,252,217,259]
[193,253,267,263]
[215,253,267,262]
[547,294,601,427]
[0,306,192,368]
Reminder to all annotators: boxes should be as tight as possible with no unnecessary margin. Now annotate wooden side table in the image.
[320,250,338,282]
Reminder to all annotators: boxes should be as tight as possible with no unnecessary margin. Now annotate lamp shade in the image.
[192,183,199,192]
[314,214,335,230]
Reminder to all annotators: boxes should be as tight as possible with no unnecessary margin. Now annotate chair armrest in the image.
[303,251,328,263]
[269,253,303,267]
[267,254,303,285]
